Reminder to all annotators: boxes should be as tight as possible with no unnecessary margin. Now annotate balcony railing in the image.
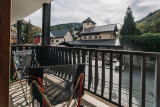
[11,45,160,107]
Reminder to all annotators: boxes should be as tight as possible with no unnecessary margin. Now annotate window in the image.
[99,36,101,39]
[84,37,87,40]
[88,36,92,39]
[94,36,98,39]
[52,40,54,42]
[56,40,59,42]
[87,22,89,25]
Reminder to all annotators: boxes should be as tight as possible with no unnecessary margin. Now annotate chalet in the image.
[61,17,121,49]
[34,29,73,45]
[79,17,117,40]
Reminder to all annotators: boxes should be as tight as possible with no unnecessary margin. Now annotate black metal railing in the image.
[11,45,160,107]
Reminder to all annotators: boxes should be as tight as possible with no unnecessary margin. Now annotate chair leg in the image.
[15,69,28,105]
[29,83,33,107]
[26,79,27,98]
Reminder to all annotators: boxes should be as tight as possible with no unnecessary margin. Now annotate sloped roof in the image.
[34,29,70,38]
[64,39,121,47]
[34,32,54,38]
[82,17,96,24]
[80,24,117,34]
[51,29,69,38]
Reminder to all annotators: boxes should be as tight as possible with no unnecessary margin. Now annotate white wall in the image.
[83,22,95,30]
[51,31,73,45]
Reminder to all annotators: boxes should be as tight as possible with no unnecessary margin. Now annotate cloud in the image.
[24,0,160,27]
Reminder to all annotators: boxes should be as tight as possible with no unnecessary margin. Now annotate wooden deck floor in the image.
[9,75,116,107]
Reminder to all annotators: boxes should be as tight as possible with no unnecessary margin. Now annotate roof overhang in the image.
[11,0,53,25]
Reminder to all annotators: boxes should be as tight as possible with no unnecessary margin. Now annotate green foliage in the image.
[120,33,160,52]
[13,19,42,44]
[137,9,160,33]
[22,19,32,43]
[73,35,78,40]
[50,23,82,36]
[120,7,141,36]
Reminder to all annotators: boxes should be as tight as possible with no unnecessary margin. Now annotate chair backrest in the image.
[12,50,32,69]
[43,64,85,83]
[12,50,37,78]
[29,64,85,106]
[43,64,85,97]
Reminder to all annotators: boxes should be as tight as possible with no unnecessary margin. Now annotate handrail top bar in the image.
[11,45,160,57]
[30,63,85,69]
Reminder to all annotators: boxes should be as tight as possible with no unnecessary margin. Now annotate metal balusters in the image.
[59,49,62,65]
[40,47,44,66]
[118,54,122,106]
[69,50,72,64]
[109,53,113,101]
[88,51,92,91]
[101,52,105,97]
[65,50,68,64]
[54,48,56,65]
[82,50,86,63]
[94,51,99,93]
[129,55,133,107]
[57,48,59,65]
[51,47,54,65]
[62,49,65,65]
[48,47,51,66]
[155,57,160,107]
[73,49,76,64]
[141,56,146,107]
[78,50,81,63]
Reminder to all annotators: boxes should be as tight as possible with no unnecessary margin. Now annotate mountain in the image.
[137,9,160,33]
[50,23,82,36]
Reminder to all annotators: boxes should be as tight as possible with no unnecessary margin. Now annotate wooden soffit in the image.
[11,0,53,25]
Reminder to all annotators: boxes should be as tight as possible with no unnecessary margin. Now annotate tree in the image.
[23,19,32,44]
[120,7,141,36]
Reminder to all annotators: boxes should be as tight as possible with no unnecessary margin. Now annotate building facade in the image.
[79,17,117,40]
[34,29,73,46]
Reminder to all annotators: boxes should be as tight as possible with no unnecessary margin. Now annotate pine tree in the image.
[120,7,141,36]
[23,19,32,44]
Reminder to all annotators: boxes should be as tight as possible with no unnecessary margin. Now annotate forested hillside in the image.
[50,23,82,36]
[137,9,160,33]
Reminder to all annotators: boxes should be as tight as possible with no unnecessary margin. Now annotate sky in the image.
[24,0,160,27]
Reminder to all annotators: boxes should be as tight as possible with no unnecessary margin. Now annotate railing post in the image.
[118,54,122,106]
[73,49,76,64]
[56,48,59,65]
[154,57,160,107]
[109,53,113,101]
[69,50,72,64]
[78,50,81,63]
[94,51,99,93]
[88,51,92,91]
[82,50,86,63]
[141,56,146,107]
[101,52,105,97]
[62,49,65,65]
[65,50,68,64]
[42,3,51,46]
[129,54,133,107]
[17,20,22,44]
[59,49,62,65]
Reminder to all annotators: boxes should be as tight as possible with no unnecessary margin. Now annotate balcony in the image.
[10,45,160,107]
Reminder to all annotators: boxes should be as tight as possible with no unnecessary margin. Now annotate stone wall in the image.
[122,41,156,71]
